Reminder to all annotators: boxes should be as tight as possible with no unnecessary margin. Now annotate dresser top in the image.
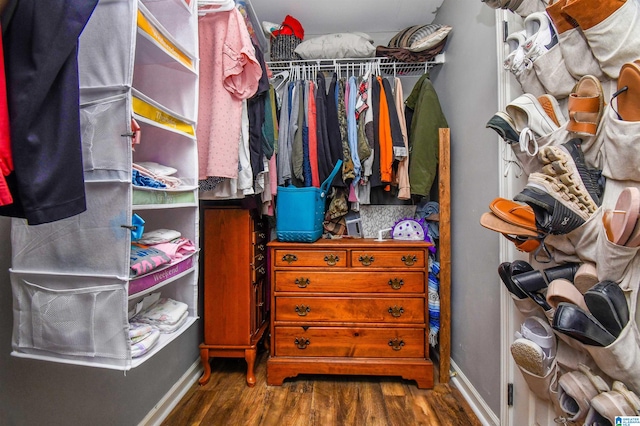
[268,238,434,249]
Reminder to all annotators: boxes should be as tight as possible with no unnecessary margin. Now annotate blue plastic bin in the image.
[276,160,342,242]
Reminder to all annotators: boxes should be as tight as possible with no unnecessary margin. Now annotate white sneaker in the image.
[506,93,560,137]
[522,12,558,65]
[504,30,528,76]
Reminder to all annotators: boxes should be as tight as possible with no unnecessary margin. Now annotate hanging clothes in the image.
[376,76,393,187]
[393,77,411,200]
[197,7,262,181]
[337,78,355,184]
[0,0,99,224]
[291,80,304,185]
[346,76,361,186]
[325,73,345,188]
[369,75,382,188]
[276,80,292,185]
[405,73,448,197]
[307,80,320,187]
[0,21,13,207]
[314,74,333,184]
[247,43,269,182]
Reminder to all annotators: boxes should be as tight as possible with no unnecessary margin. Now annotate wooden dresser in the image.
[199,205,269,387]
[267,238,434,389]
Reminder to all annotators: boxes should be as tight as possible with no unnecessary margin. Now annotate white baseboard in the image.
[449,360,500,426]
[139,360,203,426]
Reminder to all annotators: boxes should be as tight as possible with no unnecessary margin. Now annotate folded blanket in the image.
[151,237,196,260]
[131,329,160,358]
[129,322,153,339]
[154,311,188,333]
[134,298,188,326]
[130,244,172,277]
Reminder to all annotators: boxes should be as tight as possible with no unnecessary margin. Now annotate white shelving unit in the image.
[266,54,445,78]
[9,0,199,370]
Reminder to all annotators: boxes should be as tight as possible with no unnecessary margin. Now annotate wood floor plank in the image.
[309,377,337,426]
[358,379,390,425]
[424,384,483,426]
[161,352,481,426]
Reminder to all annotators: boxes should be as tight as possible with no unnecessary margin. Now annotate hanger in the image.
[270,70,290,91]
[198,0,235,15]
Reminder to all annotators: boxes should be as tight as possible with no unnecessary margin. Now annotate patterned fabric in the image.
[337,79,355,182]
[428,259,441,347]
[388,24,447,49]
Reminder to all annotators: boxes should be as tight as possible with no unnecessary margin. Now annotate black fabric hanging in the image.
[0,0,99,224]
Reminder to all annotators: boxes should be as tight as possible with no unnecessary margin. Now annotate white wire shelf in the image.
[266,53,445,77]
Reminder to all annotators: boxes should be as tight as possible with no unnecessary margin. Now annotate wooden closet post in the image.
[438,128,451,384]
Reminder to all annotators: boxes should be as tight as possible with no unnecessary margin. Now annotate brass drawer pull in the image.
[282,254,298,263]
[388,306,404,318]
[324,254,339,266]
[358,255,374,266]
[388,278,404,290]
[294,337,310,349]
[388,338,405,351]
[295,277,311,288]
[295,304,311,316]
[401,254,418,266]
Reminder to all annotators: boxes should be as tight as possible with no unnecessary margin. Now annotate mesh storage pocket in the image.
[11,181,131,277]
[80,94,131,182]
[78,0,136,90]
[11,271,130,362]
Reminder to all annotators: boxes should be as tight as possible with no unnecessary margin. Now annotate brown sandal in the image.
[489,197,538,232]
[567,75,604,135]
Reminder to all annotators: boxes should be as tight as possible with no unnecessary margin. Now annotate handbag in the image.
[269,15,304,61]
[276,160,342,242]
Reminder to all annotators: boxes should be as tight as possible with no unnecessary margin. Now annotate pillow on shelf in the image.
[388,24,452,52]
[294,33,375,59]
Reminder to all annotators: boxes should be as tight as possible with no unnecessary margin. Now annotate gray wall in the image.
[0,218,201,425]
[431,0,503,415]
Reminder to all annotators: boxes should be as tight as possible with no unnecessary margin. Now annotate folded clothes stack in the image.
[132,298,189,335]
[129,322,160,358]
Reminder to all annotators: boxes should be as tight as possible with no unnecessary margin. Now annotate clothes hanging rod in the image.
[266,54,445,77]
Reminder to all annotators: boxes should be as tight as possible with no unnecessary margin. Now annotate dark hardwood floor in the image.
[162,349,482,426]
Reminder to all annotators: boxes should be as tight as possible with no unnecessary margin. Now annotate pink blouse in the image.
[197,8,262,180]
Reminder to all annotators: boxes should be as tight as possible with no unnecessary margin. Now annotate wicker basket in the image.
[270,33,302,61]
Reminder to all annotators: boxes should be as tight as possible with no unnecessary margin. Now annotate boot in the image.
[545,0,605,80]
[562,0,640,79]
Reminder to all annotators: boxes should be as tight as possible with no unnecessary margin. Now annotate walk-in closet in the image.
[1,0,639,425]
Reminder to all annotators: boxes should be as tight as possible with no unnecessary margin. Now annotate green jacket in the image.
[405,73,448,197]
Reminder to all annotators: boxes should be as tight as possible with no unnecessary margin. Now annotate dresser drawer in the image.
[275,297,425,323]
[274,271,424,293]
[274,326,425,357]
[351,250,426,268]
[274,249,347,267]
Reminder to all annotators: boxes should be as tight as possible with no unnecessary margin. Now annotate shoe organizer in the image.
[80,94,131,182]
[601,106,640,182]
[531,43,576,99]
[515,65,546,99]
[544,206,602,265]
[10,270,130,368]
[11,181,131,278]
[510,123,574,177]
